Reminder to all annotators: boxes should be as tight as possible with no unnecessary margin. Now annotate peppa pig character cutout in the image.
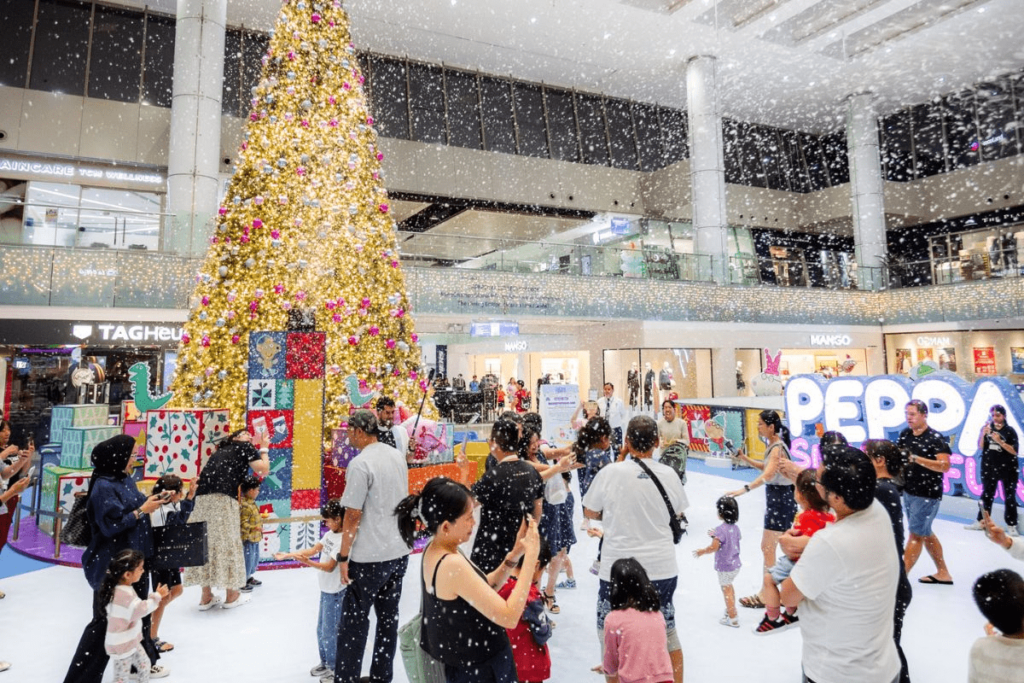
[750,349,784,397]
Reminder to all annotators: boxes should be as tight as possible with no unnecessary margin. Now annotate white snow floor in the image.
[0,466,1014,682]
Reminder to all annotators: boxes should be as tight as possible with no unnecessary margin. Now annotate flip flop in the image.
[918,575,953,585]
[153,639,174,653]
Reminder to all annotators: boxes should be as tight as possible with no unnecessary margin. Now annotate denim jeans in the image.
[243,541,259,581]
[334,555,409,683]
[318,590,346,669]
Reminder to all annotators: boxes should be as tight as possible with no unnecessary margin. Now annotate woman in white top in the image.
[726,410,795,608]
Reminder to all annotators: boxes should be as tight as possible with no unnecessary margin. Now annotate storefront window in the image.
[15,182,162,250]
[603,348,712,409]
[23,182,80,247]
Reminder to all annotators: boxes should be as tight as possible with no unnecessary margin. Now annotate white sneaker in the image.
[319,674,336,683]
[150,664,171,679]
[1008,526,1021,538]
[310,663,330,677]
[719,615,740,628]
[964,520,985,531]
[221,594,250,609]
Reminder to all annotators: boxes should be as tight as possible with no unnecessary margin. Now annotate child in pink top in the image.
[602,558,674,683]
[102,549,168,683]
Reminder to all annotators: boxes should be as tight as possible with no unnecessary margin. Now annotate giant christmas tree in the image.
[170,0,428,442]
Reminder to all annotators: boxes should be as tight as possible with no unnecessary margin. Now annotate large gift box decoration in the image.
[144,409,230,480]
[60,426,121,469]
[39,465,91,537]
[247,330,327,562]
[50,405,108,443]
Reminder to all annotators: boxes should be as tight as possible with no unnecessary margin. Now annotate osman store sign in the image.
[784,373,1024,503]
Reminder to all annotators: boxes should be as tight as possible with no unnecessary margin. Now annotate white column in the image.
[846,92,887,285]
[711,347,736,398]
[164,0,227,257]
[686,56,729,284]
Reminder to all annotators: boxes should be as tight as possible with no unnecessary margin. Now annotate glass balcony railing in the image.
[0,239,1017,310]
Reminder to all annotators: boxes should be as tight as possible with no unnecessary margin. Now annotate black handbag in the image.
[60,493,92,547]
[635,459,686,544]
[151,522,209,570]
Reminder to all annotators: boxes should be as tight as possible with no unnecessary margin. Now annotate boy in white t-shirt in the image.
[969,569,1024,683]
[275,499,346,679]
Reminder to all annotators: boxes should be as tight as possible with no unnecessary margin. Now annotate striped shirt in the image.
[968,635,1024,683]
[105,585,161,659]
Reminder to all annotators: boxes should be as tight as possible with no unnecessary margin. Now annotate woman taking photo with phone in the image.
[397,477,541,683]
[0,419,32,599]
[183,429,269,610]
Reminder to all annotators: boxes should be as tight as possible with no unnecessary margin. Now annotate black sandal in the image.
[543,592,560,615]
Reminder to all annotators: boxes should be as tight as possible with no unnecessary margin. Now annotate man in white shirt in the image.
[967,569,1024,683]
[584,415,688,683]
[333,410,410,683]
[601,382,628,453]
[781,447,900,683]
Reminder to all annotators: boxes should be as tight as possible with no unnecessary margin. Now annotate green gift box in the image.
[51,405,109,443]
[60,426,120,469]
[39,465,92,537]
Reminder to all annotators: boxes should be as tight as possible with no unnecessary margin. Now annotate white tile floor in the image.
[0,467,1011,682]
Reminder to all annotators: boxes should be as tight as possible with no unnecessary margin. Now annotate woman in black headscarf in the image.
[64,434,168,682]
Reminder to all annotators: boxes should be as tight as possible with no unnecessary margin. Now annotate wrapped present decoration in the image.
[144,409,230,480]
[50,405,108,443]
[60,426,121,469]
[39,465,91,537]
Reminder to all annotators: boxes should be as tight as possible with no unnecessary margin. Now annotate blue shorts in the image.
[767,555,795,584]
[903,493,941,537]
[597,575,676,632]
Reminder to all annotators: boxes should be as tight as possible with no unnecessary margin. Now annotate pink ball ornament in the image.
[201,335,210,347]
[410,371,418,380]
[361,298,371,308]
[376,152,385,161]
[201,296,210,306]
[252,218,263,229]
[385,339,396,349]
[332,313,342,323]
[348,335,359,346]
[182,334,191,345]
[411,334,419,343]
[254,196,264,205]
[227,292,237,302]
[273,284,284,294]
[325,300,336,310]
[366,116,374,126]
[271,229,281,239]
[282,301,292,310]
[231,335,240,344]
[379,204,389,213]
[368,325,379,336]
[218,206,228,216]
[419,380,429,391]
[311,13,321,23]
[295,291,307,301]
[227,311,236,319]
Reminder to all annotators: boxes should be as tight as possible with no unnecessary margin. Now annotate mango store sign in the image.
[784,374,1024,502]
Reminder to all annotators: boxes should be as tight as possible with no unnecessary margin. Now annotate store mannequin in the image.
[658,361,673,391]
[736,361,746,393]
[627,362,640,408]
[643,362,654,411]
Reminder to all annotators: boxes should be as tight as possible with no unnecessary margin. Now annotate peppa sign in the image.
[784,374,1024,503]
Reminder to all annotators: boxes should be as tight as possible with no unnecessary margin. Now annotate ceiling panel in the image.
[103,0,1024,132]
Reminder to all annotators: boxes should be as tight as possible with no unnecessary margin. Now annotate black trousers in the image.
[976,455,1019,527]
[64,574,158,683]
[894,572,913,683]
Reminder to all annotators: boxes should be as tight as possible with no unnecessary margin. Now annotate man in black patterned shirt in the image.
[897,399,953,585]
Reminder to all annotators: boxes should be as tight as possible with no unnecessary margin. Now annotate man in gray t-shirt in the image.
[333,410,410,683]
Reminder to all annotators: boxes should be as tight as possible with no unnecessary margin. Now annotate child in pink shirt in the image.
[602,558,674,683]
[102,549,168,683]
